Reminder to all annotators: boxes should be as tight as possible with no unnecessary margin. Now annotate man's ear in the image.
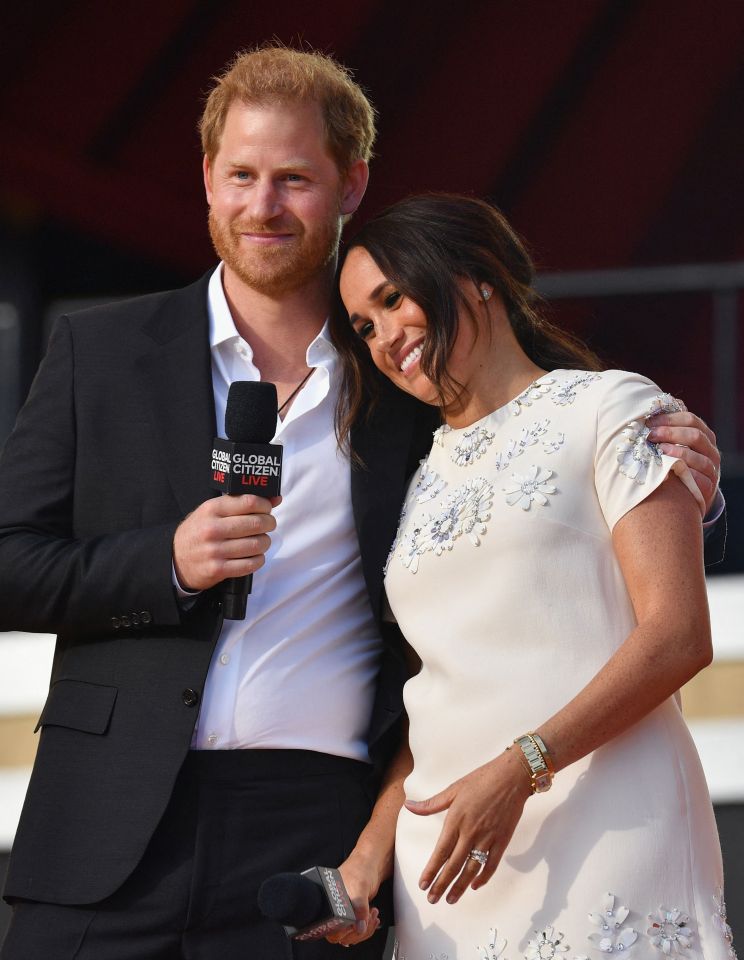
[340,159,369,217]
[203,154,213,206]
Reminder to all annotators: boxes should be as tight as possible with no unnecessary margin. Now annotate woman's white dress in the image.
[384,369,736,960]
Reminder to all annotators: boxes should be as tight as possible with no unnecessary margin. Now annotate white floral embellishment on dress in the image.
[524,926,570,959]
[712,887,737,960]
[399,478,493,572]
[543,433,565,455]
[647,393,682,418]
[494,420,551,471]
[587,892,638,953]
[432,424,452,446]
[509,379,555,416]
[477,928,509,959]
[415,462,447,504]
[452,425,496,466]
[551,372,602,406]
[616,421,661,483]
[647,907,694,954]
[503,465,557,510]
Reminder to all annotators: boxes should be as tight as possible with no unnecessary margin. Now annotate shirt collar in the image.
[207,263,337,371]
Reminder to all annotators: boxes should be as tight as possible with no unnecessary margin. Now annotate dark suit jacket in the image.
[0,273,437,905]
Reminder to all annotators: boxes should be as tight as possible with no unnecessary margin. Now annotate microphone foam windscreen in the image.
[225,381,278,444]
[257,872,325,927]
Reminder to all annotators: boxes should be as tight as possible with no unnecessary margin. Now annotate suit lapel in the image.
[138,274,218,517]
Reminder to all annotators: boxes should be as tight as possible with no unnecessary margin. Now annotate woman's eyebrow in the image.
[348,281,389,325]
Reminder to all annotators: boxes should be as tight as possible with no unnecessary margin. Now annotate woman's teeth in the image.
[400,344,423,373]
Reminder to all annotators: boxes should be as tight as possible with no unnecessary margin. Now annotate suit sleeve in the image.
[0,316,183,635]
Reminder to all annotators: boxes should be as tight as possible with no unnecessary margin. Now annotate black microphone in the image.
[257,866,356,940]
[209,381,283,620]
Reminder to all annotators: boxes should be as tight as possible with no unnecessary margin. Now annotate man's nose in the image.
[248,180,283,221]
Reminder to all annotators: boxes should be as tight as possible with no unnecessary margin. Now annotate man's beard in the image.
[208,207,343,297]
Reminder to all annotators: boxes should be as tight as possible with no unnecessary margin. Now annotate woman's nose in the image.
[374,317,405,354]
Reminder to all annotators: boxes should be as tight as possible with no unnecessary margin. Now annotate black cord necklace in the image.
[277,368,314,415]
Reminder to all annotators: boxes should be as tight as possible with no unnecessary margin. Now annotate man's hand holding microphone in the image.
[172,381,282,615]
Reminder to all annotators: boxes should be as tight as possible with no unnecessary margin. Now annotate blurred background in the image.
[0,0,742,944]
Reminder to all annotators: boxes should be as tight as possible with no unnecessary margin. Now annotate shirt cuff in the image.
[702,487,725,529]
[172,562,201,601]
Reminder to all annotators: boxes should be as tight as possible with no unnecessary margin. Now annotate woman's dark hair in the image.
[331,193,603,452]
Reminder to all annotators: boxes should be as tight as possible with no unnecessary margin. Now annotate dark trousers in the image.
[1,749,392,960]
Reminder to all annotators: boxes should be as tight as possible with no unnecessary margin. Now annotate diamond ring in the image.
[468,848,489,866]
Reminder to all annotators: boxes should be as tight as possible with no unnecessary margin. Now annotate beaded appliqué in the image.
[503,465,557,510]
[616,421,661,484]
[398,477,493,573]
[477,928,509,959]
[616,393,684,484]
[647,393,682,418]
[586,892,638,954]
[432,424,452,446]
[543,433,565,454]
[551,372,602,406]
[524,926,570,959]
[383,459,447,575]
[415,461,447,503]
[712,887,737,960]
[452,425,496,466]
[509,379,556,416]
[647,907,694,954]
[494,419,549,471]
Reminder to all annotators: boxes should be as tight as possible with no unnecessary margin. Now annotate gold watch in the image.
[513,733,555,794]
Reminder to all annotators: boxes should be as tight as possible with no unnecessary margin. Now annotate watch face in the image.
[534,772,552,793]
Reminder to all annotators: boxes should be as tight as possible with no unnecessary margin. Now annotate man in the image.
[0,45,723,960]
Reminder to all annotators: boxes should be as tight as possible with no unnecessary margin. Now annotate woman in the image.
[327,195,736,959]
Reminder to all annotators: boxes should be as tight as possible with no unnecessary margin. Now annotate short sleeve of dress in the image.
[594,370,705,531]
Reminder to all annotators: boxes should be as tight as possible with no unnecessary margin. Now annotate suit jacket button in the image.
[111,617,121,630]
[121,615,131,628]
[140,611,152,624]
[182,688,199,707]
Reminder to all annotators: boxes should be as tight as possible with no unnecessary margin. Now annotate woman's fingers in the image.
[440,849,487,904]
[418,825,457,891]
[471,844,503,891]
[425,836,475,903]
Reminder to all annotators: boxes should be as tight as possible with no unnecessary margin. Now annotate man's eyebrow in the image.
[225,158,315,170]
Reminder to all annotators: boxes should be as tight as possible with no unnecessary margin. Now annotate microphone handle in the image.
[222,572,253,620]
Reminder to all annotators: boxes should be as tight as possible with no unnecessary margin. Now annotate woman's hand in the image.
[324,853,383,947]
[405,747,532,905]
[646,407,721,515]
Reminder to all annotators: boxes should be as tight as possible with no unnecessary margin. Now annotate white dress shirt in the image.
[192,266,382,761]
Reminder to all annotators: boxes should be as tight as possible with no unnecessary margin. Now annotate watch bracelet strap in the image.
[512,732,554,792]
[526,732,554,774]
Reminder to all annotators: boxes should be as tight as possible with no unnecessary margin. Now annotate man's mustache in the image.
[229,221,301,236]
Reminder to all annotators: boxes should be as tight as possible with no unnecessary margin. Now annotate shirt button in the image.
[182,688,199,707]
[219,653,230,665]
[207,733,218,746]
